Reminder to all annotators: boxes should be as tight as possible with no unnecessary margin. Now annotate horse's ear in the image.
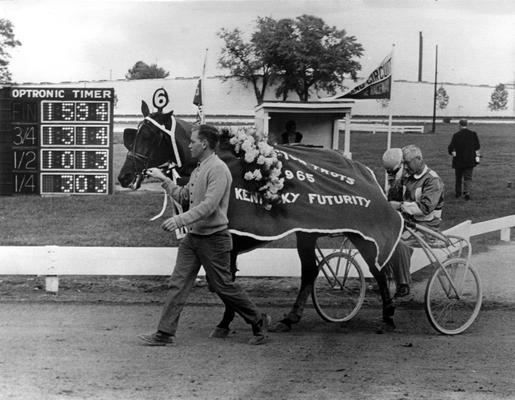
[123,128,137,150]
[141,100,150,117]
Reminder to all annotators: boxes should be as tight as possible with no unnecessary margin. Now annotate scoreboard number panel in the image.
[42,101,110,122]
[41,149,109,171]
[41,173,109,194]
[0,87,114,195]
[41,125,109,147]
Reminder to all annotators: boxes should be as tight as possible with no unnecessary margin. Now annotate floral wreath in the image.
[227,127,285,210]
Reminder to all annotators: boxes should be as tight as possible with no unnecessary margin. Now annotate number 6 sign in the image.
[152,88,169,112]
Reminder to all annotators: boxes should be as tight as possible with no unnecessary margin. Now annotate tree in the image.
[0,19,22,83]
[436,85,449,110]
[376,98,390,109]
[488,83,508,111]
[217,27,276,105]
[125,61,169,80]
[265,15,364,102]
[217,15,363,103]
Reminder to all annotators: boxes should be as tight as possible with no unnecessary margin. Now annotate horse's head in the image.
[118,100,195,189]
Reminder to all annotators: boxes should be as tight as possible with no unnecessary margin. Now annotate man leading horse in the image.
[118,101,403,341]
[138,124,272,346]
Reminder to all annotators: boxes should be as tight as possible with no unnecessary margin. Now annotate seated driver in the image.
[382,145,444,298]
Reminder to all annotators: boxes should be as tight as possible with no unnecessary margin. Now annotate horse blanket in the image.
[222,144,403,268]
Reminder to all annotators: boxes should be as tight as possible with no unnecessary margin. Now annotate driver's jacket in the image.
[401,165,444,229]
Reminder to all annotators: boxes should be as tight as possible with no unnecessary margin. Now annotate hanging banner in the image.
[338,52,392,100]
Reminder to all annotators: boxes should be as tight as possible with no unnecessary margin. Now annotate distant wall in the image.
[13,77,515,120]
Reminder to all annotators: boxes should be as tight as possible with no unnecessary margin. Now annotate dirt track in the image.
[1,284,515,399]
[1,242,515,399]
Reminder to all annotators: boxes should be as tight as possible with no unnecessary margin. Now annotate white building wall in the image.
[16,77,515,119]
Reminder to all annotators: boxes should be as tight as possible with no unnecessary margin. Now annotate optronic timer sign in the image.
[0,87,114,195]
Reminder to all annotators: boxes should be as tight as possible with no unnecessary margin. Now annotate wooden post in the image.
[343,113,352,159]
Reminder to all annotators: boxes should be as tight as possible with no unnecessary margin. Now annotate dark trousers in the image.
[157,230,261,335]
[386,240,414,286]
[454,167,474,196]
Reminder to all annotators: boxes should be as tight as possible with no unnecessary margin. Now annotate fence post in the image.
[500,228,511,242]
[45,245,59,294]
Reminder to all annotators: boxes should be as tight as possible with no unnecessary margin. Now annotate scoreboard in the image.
[0,87,114,195]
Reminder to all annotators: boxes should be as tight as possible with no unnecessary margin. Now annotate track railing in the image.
[0,215,513,291]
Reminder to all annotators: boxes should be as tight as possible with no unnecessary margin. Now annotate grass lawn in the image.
[0,122,513,251]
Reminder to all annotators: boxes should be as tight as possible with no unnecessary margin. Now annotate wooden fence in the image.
[1,216,513,287]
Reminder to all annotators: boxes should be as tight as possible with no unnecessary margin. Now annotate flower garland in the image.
[227,127,285,210]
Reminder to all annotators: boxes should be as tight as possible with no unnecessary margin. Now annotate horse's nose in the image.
[118,173,132,188]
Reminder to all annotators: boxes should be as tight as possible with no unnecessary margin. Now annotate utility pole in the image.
[418,32,423,82]
[431,44,438,133]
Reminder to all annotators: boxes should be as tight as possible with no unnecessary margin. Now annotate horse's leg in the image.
[271,232,319,332]
[368,262,396,330]
[349,234,395,330]
[209,249,238,338]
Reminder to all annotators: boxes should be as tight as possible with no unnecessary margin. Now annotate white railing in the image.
[348,123,424,134]
[0,215,513,290]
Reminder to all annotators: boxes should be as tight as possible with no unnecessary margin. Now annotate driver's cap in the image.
[382,148,403,170]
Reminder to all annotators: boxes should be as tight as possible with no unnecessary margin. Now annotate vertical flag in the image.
[193,48,208,124]
[193,80,202,106]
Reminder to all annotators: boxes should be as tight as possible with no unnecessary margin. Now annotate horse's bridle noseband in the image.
[128,114,182,184]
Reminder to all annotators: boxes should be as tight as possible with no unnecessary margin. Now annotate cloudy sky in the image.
[1,0,514,85]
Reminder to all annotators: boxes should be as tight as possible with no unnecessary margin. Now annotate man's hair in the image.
[459,119,468,127]
[402,144,423,161]
[193,124,219,149]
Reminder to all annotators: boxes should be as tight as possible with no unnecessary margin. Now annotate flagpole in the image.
[431,44,438,133]
[200,48,208,124]
[385,43,396,192]
[386,43,396,150]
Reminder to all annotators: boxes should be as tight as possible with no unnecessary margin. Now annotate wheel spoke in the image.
[312,252,366,323]
[425,258,482,335]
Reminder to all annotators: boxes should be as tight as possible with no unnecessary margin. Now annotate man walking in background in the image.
[448,119,481,200]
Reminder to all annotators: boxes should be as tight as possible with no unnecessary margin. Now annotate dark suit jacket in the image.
[448,129,480,169]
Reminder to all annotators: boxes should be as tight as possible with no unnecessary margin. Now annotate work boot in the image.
[209,326,230,339]
[138,331,176,346]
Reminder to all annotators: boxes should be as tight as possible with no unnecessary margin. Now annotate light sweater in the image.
[161,153,232,235]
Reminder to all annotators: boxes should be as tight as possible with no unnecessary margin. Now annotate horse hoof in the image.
[269,321,291,333]
[209,327,230,339]
[376,318,396,334]
[383,304,395,319]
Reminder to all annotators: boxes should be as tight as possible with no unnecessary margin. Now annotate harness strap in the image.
[150,164,179,221]
[149,167,187,240]
[144,115,182,167]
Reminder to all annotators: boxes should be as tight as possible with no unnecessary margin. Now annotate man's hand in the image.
[161,217,178,232]
[145,167,167,182]
[389,201,401,211]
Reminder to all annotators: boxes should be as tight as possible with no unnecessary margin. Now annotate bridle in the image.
[127,114,182,186]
